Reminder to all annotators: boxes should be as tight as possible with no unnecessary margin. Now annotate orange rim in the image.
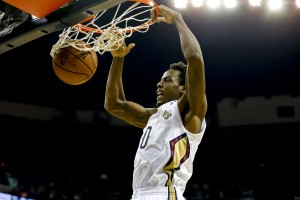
[76,0,159,34]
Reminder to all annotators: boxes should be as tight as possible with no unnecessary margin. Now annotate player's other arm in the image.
[104,43,156,129]
[175,13,207,119]
[176,13,207,133]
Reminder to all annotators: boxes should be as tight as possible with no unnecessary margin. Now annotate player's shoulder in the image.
[146,107,158,116]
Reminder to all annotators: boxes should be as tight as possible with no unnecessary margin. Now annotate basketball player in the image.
[104,4,207,200]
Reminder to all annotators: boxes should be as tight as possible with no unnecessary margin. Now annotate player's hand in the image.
[151,5,181,24]
[110,41,135,57]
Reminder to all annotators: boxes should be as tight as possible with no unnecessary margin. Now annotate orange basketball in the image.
[52,44,98,85]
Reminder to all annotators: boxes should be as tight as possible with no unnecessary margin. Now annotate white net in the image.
[50,1,156,57]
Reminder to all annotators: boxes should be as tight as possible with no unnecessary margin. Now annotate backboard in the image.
[0,0,127,54]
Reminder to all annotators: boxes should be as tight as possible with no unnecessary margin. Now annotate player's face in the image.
[156,69,183,107]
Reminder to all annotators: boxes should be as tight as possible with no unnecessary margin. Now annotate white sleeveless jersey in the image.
[132,100,206,194]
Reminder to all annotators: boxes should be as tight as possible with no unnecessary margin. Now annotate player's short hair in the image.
[169,61,187,86]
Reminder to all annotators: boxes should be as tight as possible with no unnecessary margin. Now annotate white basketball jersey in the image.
[132,100,206,194]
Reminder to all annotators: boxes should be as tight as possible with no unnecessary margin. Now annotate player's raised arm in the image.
[155,5,207,133]
[104,41,156,129]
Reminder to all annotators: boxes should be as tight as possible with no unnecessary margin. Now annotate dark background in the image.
[0,0,300,199]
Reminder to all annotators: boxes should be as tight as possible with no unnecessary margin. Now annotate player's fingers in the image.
[127,43,135,50]
[125,43,135,55]
[150,7,157,19]
[156,16,165,23]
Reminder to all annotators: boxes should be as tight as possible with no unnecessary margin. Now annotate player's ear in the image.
[179,85,185,95]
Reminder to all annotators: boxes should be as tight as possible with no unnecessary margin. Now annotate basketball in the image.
[52,44,98,85]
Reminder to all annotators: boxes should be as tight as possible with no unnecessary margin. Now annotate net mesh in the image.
[50,1,156,57]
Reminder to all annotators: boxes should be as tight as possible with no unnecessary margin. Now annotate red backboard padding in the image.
[3,0,71,18]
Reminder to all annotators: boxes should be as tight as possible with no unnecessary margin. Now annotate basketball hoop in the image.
[50,0,158,57]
